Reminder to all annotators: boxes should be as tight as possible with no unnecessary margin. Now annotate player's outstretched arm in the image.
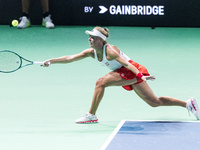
[42,48,94,67]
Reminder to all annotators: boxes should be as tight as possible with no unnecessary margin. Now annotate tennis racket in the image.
[0,50,44,73]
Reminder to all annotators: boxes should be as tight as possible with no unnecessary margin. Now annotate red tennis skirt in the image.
[117,60,149,91]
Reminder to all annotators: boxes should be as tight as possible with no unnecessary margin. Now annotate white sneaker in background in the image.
[42,15,55,29]
[17,16,31,29]
[75,112,98,123]
[186,98,200,120]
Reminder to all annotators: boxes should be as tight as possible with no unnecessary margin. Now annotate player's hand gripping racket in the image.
[0,50,45,73]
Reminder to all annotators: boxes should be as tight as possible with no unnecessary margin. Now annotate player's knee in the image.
[95,77,106,88]
[148,102,159,107]
[148,97,162,107]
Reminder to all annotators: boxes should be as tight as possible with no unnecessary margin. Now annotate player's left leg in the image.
[75,71,137,123]
[89,71,138,115]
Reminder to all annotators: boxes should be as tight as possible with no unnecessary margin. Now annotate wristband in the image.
[137,72,143,79]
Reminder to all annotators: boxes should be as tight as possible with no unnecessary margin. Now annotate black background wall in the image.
[0,0,200,27]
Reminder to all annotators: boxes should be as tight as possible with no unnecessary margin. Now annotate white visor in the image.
[85,29,107,41]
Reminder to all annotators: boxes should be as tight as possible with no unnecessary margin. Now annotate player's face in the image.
[88,36,103,49]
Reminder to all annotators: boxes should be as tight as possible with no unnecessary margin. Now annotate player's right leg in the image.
[132,81,200,120]
[186,98,200,120]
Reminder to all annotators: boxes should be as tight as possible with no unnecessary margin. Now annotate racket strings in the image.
[0,51,21,72]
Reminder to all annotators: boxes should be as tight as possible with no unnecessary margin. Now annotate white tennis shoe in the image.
[42,15,55,29]
[186,98,200,120]
[17,16,31,29]
[75,112,98,123]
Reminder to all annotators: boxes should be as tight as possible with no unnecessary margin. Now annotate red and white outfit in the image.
[94,44,149,91]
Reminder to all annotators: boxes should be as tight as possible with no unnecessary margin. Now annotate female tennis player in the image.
[43,26,200,123]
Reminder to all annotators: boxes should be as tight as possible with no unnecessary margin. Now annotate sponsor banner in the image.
[70,0,200,27]
[86,5,165,16]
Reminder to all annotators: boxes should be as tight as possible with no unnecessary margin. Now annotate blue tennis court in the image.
[102,120,200,150]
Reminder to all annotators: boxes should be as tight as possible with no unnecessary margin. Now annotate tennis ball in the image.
[12,20,18,27]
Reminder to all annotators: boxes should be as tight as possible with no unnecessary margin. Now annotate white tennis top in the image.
[94,44,130,70]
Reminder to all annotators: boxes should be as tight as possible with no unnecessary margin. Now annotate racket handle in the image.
[33,61,44,65]
[33,61,51,65]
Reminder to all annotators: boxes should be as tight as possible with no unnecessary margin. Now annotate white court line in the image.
[100,120,125,150]
[122,120,199,123]
[100,120,200,150]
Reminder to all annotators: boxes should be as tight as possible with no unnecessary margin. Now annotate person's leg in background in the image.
[41,0,55,29]
[17,0,31,29]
